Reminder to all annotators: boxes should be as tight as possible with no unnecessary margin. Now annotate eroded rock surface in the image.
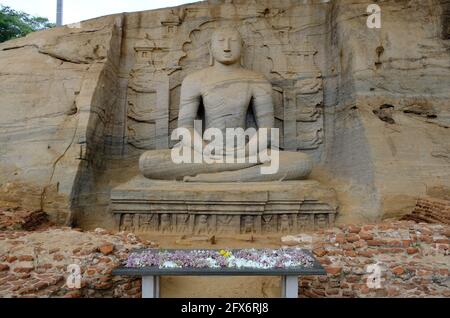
[0,0,449,226]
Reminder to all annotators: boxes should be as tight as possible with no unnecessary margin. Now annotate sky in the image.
[0,0,194,25]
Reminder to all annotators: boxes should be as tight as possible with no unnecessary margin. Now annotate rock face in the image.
[0,0,449,227]
[0,15,124,225]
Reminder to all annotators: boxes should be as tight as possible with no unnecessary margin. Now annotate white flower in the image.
[161,261,181,269]
[206,258,220,268]
[234,258,264,269]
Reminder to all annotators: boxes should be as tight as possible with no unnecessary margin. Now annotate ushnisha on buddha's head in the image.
[209,27,243,66]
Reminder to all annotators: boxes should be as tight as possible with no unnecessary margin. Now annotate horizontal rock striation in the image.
[0,0,449,226]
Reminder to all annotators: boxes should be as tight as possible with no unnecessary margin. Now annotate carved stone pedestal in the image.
[111,176,338,235]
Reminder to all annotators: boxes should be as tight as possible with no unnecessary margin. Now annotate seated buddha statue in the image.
[139,28,313,182]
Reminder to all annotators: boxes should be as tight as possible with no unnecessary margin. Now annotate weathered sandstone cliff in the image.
[0,0,448,227]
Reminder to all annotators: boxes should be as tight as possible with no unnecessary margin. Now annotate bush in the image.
[0,5,55,43]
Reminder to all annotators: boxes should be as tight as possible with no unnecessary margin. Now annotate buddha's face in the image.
[210,29,242,65]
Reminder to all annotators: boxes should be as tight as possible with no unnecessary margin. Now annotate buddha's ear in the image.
[208,42,214,66]
[240,40,245,67]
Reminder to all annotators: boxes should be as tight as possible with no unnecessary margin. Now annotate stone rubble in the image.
[0,227,157,298]
[0,207,49,231]
[0,210,448,298]
[283,221,450,298]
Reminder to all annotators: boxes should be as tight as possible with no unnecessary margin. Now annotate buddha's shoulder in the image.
[239,69,270,84]
[182,68,210,84]
[182,67,269,84]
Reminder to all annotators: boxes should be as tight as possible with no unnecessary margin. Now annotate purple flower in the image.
[124,248,315,270]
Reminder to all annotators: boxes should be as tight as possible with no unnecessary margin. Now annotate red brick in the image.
[406,247,419,255]
[99,276,111,282]
[402,240,412,247]
[375,289,388,297]
[326,267,342,276]
[344,250,357,257]
[64,291,82,298]
[18,273,31,279]
[417,269,432,277]
[14,267,34,274]
[0,264,9,271]
[436,243,449,251]
[72,248,82,254]
[359,232,374,241]
[318,276,328,283]
[346,275,361,283]
[6,256,17,263]
[326,288,340,296]
[18,255,34,262]
[326,250,342,256]
[352,284,370,294]
[343,291,356,298]
[38,264,53,270]
[348,225,361,234]
[392,267,405,276]
[381,248,404,254]
[385,240,402,247]
[443,228,450,238]
[346,234,360,243]
[439,268,449,276]
[312,289,325,297]
[85,268,96,276]
[33,281,49,291]
[357,250,373,257]
[313,248,327,257]
[367,240,384,246]
[99,244,114,256]
[53,254,65,261]
[353,240,367,248]
[342,244,354,251]
[335,234,345,244]
[93,282,113,290]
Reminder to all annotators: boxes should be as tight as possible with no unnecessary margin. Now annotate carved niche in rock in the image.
[281,40,324,157]
[126,39,170,150]
[177,22,325,156]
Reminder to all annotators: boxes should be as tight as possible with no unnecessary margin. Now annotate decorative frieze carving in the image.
[116,211,335,234]
[112,179,338,235]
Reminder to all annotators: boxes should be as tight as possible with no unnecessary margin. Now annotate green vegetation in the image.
[0,5,54,43]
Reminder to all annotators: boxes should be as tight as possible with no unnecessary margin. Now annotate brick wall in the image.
[0,215,448,298]
[402,197,450,225]
[295,222,450,298]
[0,228,153,298]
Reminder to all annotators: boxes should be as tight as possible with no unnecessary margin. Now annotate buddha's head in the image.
[209,27,243,66]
